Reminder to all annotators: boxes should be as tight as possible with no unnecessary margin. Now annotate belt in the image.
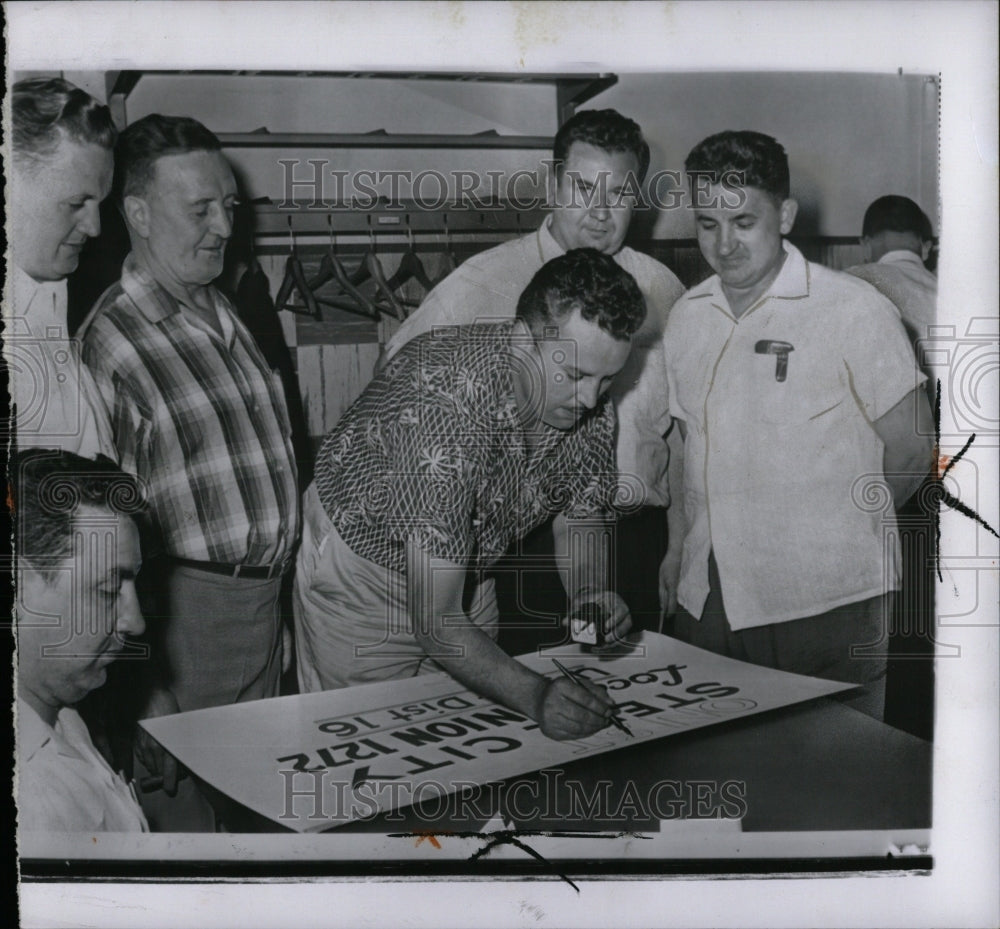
[167,556,290,580]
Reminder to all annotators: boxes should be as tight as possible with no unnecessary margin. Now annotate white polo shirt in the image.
[664,242,923,629]
[384,217,686,507]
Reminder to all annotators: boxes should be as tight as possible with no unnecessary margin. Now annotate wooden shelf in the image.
[216,130,554,150]
[249,200,549,237]
[105,70,618,136]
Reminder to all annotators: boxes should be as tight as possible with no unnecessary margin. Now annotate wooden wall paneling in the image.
[296,344,327,439]
[317,342,381,434]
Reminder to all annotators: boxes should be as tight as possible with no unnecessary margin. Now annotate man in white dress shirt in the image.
[6,78,118,457]
[383,110,686,636]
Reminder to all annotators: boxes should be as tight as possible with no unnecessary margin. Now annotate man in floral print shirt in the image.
[294,249,646,740]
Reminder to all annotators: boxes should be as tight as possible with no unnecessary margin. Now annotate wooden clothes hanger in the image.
[355,218,406,321]
[386,221,435,295]
[274,217,321,321]
[308,218,380,320]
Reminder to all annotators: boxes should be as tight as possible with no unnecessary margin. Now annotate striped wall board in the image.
[295,341,382,438]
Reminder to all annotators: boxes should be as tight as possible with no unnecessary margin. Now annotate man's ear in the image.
[778,198,798,236]
[123,195,151,239]
[860,235,874,263]
[920,239,934,263]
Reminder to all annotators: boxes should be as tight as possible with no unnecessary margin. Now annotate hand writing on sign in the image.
[534,675,617,741]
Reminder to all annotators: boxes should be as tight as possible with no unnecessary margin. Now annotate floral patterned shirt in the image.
[314,322,618,572]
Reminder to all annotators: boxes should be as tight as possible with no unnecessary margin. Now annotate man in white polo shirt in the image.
[662,131,933,719]
[384,109,686,635]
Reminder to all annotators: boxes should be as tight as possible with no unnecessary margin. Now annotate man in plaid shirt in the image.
[81,115,299,829]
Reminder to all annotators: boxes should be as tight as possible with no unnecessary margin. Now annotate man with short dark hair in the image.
[660,131,934,719]
[6,78,118,456]
[295,249,644,740]
[15,449,149,832]
[79,116,299,827]
[847,195,937,356]
[383,108,686,634]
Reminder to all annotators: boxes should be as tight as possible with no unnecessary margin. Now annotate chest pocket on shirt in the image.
[754,343,848,427]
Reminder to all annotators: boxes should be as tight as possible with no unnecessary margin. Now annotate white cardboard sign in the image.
[141,634,853,832]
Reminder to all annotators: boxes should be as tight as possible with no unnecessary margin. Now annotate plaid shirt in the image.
[80,254,298,566]
[314,322,618,573]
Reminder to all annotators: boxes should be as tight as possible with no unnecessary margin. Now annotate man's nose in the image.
[80,201,102,238]
[717,224,737,254]
[209,204,233,239]
[116,583,146,637]
[590,200,611,221]
[578,378,601,410]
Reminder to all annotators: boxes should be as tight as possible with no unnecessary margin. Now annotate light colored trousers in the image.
[292,483,499,693]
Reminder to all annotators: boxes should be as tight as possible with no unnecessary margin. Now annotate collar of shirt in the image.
[9,264,68,336]
[16,699,84,764]
[684,241,809,316]
[878,249,931,271]
[120,252,233,343]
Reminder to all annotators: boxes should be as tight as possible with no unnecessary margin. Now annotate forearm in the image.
[883,448,934,505]
[415,619,547,721]
[406,542,616,739]
[407,542,547,720]
[875,388,935,507]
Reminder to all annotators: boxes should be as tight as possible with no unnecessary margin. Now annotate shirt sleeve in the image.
[644,263,686,334]
[840,284,926,422]
[661,314,684,424]
[73,343,118,462]
[81,317,154,480]
[614,344,672,505]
